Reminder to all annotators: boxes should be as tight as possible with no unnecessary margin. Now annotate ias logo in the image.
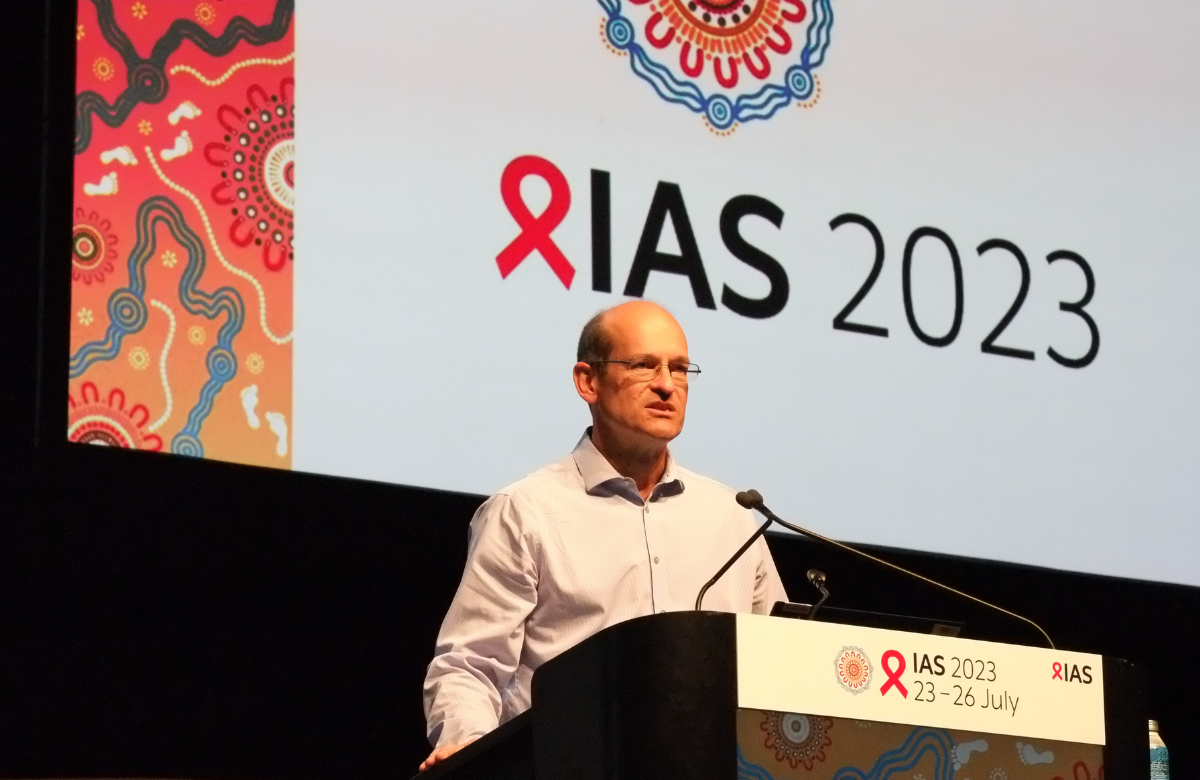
[597,0,835,132]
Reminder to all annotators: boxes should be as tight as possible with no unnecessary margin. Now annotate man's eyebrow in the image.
[628,353,690,363]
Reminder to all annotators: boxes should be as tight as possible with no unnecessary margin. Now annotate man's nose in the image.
[648,365,676,395]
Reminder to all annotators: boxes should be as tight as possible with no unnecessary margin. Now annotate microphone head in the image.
[735,489,764,509]
[807,569,826,587]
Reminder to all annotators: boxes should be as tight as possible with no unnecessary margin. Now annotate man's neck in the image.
[589,426,668,500]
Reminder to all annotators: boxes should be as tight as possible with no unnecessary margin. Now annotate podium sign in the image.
[737,614,1105,744]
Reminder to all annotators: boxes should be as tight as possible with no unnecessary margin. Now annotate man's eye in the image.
[667,363,689,375]
[630,360,659,372]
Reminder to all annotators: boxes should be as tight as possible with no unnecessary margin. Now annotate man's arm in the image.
[423,493,539,753]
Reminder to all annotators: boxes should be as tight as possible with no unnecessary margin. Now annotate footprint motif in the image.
[953,740,988,770]
[240,384,261,429]
[83,171,118,196]
[99,145,137,166]
[160,130,193,161]
[1016,741,1054,765]
[265,411,288,457]
[167,100,202,125]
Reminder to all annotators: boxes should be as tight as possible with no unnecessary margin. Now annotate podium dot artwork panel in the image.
[736,709,1103,780]
[70,0,294,468]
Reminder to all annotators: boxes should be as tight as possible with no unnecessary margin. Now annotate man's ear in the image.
[573,362,600,405]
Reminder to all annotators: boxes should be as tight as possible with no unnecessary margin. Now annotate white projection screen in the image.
[291,1,1199,585]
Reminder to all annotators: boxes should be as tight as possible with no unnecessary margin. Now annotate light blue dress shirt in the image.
[423,430,788,747]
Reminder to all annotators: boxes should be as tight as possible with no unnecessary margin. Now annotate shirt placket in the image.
[641,494,671,613]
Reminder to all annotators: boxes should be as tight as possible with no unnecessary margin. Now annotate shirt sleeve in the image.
[752,535,789,615]
[423,493,539,748]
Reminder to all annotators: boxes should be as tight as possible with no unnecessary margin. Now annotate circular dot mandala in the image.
[834,645,873,694]
[597,0,834,128]
[67,382,161,451]
[208,78,295,272]
[760,711,834,770]
[71,208,118,285]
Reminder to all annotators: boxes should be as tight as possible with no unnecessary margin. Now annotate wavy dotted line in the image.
[147,299,176,433]
[797,74,823,109]
[169,52,295,87]
[145,146,293,345]
[599,17,627,57]
[703,117,738,137]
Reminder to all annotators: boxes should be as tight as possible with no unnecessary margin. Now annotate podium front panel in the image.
[736,710,1103,780]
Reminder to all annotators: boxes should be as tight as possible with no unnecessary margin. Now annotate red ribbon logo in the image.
[1052,662,1063,680]
[496,155,575,289]
[879,650,908,698]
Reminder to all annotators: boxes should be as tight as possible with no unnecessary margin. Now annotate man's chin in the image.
[638,418,683,441]
[597,412,683,446]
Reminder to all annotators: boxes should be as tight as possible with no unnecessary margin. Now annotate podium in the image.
[419,612,1147,780]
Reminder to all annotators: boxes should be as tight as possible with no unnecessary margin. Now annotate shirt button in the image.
[653,556,660,564]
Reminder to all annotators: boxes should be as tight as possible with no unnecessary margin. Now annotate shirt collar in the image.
[572,428,685,500]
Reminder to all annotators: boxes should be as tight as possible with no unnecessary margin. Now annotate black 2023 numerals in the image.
[1047,250,1099,369]
[830,213,888,337]
[830,217,1099,369]
[902,227,964,348]
[977,239,1035,361]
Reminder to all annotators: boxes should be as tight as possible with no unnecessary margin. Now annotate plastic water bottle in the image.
[1149,720,1169,780]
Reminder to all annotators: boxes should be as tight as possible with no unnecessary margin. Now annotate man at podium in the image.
[420,301,788,770]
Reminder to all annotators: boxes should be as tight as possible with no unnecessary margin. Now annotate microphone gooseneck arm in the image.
[736,490,1056,650]
[695,514,774,610]
[806,569,830,620]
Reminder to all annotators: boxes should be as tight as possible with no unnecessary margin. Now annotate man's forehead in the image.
[606,305,683,335]
[608,316,688,355]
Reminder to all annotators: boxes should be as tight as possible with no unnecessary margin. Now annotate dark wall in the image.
[2,2,1196,779]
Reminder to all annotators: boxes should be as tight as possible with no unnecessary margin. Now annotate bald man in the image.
[420,302,787,770]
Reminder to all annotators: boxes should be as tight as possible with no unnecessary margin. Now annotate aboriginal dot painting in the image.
[70,0,294,467]
[735,710,1103,780]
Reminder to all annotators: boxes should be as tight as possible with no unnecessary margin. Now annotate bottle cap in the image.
[1149,719,1159,732]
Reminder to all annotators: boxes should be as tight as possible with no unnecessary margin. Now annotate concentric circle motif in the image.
[207,78,295,272]
[172,433,204,457]
[92,56,115,82]
[71,208,118,284]
[834,645,872,694]
[263,139,295,211]
[760,711,834,770]
[207,347,238,380]
[598,0,834,129]
[67,381,162,451]
[108,290,148,333]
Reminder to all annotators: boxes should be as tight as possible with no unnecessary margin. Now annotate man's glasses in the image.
[590,357,701,384]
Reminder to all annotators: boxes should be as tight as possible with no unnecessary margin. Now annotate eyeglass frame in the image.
[587,358,702,382]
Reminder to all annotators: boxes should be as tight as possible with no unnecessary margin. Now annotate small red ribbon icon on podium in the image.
[880,650,908,698]
[496,155,575,289]
[1052,662,1064,680]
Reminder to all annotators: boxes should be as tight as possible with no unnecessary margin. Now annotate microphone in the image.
[806,569,830,619]
[734,489,1055,649]
[694,501,776,611]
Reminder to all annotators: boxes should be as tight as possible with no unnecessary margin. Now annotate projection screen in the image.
[68,0,1200,586]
